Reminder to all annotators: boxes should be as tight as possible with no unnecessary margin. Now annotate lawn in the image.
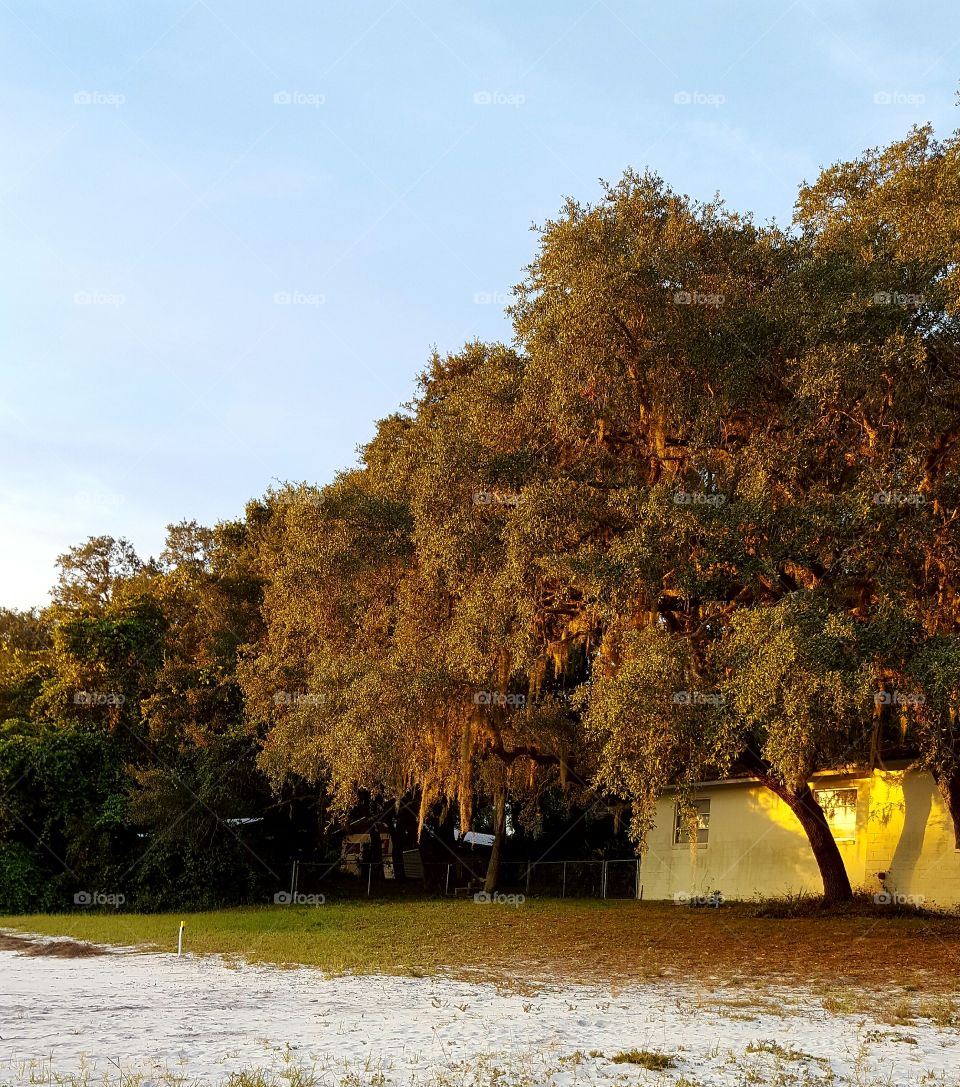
[4,896,960,994]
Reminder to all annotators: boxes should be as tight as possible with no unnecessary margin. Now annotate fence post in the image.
[288,860,296,904]
[635,858,641,900]
[525,863,532,896]
[602,860,608,899]
[366,862,373,897]
[445,863,451,896]
[562,861,567,899]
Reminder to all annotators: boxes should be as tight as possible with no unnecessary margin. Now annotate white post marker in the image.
[177,920,185,957]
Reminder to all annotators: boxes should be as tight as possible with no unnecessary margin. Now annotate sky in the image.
[1,0,958,609]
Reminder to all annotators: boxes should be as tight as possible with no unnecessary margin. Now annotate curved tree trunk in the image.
[937,766,960,850]
[483,787,507,894]
[759,776,853,905]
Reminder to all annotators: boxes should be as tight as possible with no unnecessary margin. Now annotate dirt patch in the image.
[0,932,104,957]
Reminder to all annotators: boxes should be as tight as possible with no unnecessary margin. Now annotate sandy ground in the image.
[2,933,960,1086]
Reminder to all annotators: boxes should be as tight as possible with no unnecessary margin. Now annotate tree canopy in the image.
[2,122,958,908]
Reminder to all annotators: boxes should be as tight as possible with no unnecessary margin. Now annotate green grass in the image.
[4,896,960,990]
[608,1049,676,1069]
[744,1039,817,1062]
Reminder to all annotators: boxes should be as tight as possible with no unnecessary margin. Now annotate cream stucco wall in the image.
[640,768,960,908]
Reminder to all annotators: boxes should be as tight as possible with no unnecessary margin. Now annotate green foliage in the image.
[3,121,960,909]
[0,521,286,911]
[0,841,45,912]
[238,122,960,899]
[608,1050,676,1070]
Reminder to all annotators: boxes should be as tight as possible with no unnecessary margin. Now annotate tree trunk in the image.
[483,787,507,894]
[390,820,406,881]
[937,767,960,849]
[367,822,384,885]
[760,777,853,905]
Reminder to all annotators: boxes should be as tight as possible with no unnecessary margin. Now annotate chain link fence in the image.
[284,857,642,901]
[494,859,641,899]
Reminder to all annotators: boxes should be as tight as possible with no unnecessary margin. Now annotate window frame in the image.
[814,786,859,843]
[673,797,711,847]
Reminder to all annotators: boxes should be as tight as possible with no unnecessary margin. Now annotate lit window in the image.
[815,788,858,842]
[674,798,710,845]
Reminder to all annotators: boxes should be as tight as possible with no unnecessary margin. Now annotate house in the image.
[340,830,395,877]
[454,829,496,848]
[403,827,495,891]
[641,762,960,908]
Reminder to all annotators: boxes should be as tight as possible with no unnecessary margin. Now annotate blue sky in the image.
[1,0,957,608]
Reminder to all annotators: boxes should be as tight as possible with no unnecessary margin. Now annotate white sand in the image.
[2,939,959,1085]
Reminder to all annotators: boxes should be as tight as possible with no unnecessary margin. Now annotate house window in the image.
[815,787,858,842]
[674,798,710,846]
